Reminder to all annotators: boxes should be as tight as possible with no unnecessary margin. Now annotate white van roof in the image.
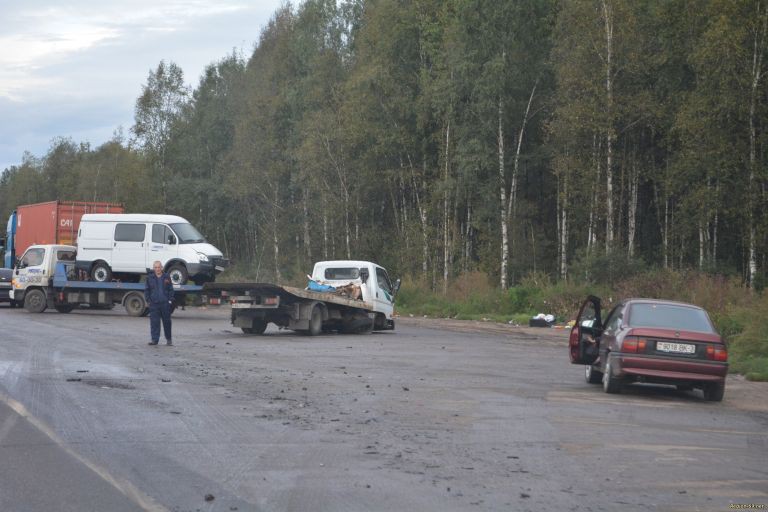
[81,213,189,224]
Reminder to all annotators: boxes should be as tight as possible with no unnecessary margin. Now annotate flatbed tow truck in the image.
[10,247,399,334]
[194,260,399,335]
[10,244,205,316]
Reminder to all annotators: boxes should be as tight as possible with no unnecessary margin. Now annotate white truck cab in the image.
[310,260,398,322]
[10,244,77,312]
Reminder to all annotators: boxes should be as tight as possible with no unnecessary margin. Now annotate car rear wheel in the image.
[602,360,622,394]
[703,382,725,402]
[585,364,603,384]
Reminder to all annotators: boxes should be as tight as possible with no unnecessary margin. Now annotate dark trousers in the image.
[149,302,172,342]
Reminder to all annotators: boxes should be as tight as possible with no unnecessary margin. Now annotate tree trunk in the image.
[602,0,615,253]
[303,188,311,262]
[273,190,281,285]
[443,120,451,294]
[698,220,705,269]
[505,80,538,268]
[560,173,569,280]
[627,159,638,258]
[498,96,509,290]
[747,3,767,285]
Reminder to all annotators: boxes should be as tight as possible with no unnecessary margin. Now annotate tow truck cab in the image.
[10,244,77,312]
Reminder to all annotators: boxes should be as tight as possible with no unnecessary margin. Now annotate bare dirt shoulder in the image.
[397,315,768,413]
[397,315,569,341]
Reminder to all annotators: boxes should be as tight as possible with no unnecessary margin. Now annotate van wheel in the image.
[24,289,47,313]
[167,264,188,285]
[91,262,112,282]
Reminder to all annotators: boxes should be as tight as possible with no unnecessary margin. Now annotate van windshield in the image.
[170,223,206,244]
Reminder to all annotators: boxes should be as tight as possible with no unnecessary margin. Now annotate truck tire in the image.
[24,289,47,313]
[91,262,112,282]
[123,292,148,317]
[54,304,74,313]
[167,264,188,285]
[308,305,323,336]
[341,314,373,334]
[242,320,268,335]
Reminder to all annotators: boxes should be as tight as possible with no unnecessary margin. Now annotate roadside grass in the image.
[396,269,768,381]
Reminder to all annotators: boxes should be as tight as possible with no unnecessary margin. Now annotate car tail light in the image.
[264,296,279,306]
[705,344,728,362]
[622,336,647,353]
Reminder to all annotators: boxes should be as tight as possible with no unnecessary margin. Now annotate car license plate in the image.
[656,341,695,354]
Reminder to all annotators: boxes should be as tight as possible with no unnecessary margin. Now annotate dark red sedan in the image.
[569,296,728,401]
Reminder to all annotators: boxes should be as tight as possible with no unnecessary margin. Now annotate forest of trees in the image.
[1,0,767,290]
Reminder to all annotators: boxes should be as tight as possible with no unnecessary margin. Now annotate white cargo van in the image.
[75,214,227,284]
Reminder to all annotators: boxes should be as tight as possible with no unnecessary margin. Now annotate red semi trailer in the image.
[5,201,123,266]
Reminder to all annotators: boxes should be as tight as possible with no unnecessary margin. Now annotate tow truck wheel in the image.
[242,320,267,335]
[123,292,147,317]
[24,289,47,313]
[91,262,112,282]
[308,305,323,336]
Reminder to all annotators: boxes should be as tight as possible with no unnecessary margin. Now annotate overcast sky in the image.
[0,0,285,172]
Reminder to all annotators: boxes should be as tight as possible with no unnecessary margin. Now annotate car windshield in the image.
[628,303,714,333]
[170,223,206,244]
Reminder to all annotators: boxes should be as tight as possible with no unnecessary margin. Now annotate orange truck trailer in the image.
[3,200,123,267]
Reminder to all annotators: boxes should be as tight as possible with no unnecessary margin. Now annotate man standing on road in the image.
[145,261,174,346]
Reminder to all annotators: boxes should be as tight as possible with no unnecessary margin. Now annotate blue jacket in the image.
[145,272,175,304]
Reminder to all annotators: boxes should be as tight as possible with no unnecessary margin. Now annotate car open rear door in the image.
[569,295,602,364]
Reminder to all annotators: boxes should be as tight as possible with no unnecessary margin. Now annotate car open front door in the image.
[569,295,602,364]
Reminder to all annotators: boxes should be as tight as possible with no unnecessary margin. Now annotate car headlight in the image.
[197,253,209,262]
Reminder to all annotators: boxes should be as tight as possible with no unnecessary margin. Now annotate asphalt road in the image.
[0,305,766,512]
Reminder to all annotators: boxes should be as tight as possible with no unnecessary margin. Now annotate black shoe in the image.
[166,340,173,346]
[148,341,158,345]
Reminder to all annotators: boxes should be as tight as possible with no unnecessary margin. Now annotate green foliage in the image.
[569,251,648,286]
[0,1,766,379]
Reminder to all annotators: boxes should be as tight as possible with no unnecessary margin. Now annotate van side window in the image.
[115,224,146,242]
[152,224,173,244]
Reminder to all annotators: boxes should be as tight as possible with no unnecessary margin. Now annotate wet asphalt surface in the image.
[0,305,766,512]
